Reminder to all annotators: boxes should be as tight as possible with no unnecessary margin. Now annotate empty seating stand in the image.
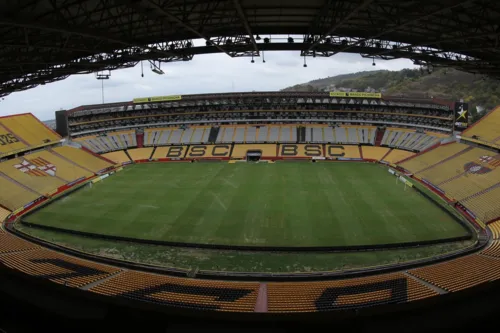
[101,151,132,165]
[127,148,153,161]
[362,146,391,161]
[52,146,113,174]
[409,254,500,292]
[0,113,61,158]
[90,270,259,312]
[0,246,120,288]
[382,128,443,152]
[488,221,500,239]
[0,206,11,222]
[0,156,66,195]
[382,149,415,164]
[0,175,40,211]
[462,106,500,144]
[399,143,467,174]
[267,273,436,312]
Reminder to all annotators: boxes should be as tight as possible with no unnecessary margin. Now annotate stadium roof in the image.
[1,0,500,97]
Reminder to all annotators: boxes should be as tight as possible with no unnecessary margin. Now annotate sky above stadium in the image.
[0,52,415,121]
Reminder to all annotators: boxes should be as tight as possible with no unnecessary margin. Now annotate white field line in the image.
[210,191,227,211]
[222,178,237,188]
[139,204,159,209]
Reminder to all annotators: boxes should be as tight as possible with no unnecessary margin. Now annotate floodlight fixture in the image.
[151,67,164,75]
[288,37,294,43]
[149,61,164,75]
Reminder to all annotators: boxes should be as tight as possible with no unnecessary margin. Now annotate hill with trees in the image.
[282,68,500,123]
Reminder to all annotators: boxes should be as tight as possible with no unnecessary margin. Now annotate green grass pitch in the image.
[24,162,469,247]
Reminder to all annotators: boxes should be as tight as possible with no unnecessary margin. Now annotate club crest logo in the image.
[14,157,56,177]
[463,155,500,174]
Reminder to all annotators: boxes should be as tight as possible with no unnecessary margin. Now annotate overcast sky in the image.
[0,52,415,121]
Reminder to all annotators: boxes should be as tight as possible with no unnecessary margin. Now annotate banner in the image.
[133,95,182,103]
[454,102,469,131]
[338,157,363,161]
[329,92,381,98]
[388,168,395,175]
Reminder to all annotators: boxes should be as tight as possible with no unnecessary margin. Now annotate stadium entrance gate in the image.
[246,151,262,162]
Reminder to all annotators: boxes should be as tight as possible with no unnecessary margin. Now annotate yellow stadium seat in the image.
[462,106,500,145]
[0,156,66,195]
[399,143,468,174]
[52,146,113,173]
[488,221,500,239]
[462,186,500,222]
[127,148,154,161]
[362,146,390,161]
[0,205,12,222]
[102,151,132,164]
[0,114,60,157]
[0,176,40,211]
[382,149,415,164]
[23,150,93,183]
[340,145,361,159]
[416,147,487,185]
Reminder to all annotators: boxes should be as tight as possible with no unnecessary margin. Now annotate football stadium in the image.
[2,0,500,332]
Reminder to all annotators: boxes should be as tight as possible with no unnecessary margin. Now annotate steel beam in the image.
[306,0,374,52]
[0,16,177,58]
[232,0,259,55]
[365,31,500,58]
[324,0,475,57]
[139,0,229,56]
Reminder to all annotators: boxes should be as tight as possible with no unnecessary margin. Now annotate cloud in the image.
[0,51,415,121]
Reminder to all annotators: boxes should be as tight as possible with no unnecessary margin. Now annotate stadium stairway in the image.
[297,126,306,143]
[124,149,134,162]
[136,131,144,148]
[208,127,220,143]
[375,128,386,146]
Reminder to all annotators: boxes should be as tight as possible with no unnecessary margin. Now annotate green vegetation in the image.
[17,225,473,273]
[24,163,468,247]
[282,67,498,124]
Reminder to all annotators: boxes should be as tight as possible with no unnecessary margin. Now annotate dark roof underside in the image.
[1,0,500,97]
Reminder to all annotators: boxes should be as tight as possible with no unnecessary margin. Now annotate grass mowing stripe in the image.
[23,162,469,247]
